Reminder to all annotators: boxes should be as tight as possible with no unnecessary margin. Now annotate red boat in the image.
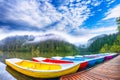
[79,61,88,70]
[32,57,73,64]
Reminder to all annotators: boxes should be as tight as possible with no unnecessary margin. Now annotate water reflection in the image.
[0,62,16,80]
[6,66,59,80]
[1,53,59,80]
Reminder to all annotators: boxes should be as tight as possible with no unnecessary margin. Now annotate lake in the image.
[0,53,59,80]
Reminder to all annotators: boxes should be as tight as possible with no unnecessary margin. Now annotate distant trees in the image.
[100,44,110,53]
[116,17,120,32]
[0,38,79,57]
[87,34,116,53]
[109,17,120,53]
[87,17,120,54]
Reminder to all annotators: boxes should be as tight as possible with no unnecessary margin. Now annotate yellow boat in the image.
[5,58,80,78]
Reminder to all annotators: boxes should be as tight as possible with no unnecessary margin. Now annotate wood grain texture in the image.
[60,55,120,80]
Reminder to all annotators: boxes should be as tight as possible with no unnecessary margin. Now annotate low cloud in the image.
[0,26,118,45]
[103,4,120,20]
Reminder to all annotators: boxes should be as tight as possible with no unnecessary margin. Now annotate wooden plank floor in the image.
[60,55,120,80]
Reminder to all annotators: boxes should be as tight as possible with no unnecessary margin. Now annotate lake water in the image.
[0,53,59,80]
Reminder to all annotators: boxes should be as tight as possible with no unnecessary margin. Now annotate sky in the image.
[0,0,120,45]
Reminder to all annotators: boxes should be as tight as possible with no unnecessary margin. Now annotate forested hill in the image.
[86,33,117,54]
[0,36,79,56]
[86,17,120,54]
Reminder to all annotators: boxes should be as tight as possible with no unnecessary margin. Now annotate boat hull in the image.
[104,56,113,61]
[6,59,80,78]
[87,59,96,67]
[96,57,104,64]
[79,61,88,70]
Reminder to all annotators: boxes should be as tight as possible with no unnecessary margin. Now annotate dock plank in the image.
[60,55,120,80]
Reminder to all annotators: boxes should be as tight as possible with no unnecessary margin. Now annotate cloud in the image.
[90,26,118,35]
[0,0,93,32]
[91,0,102,7]
[0,25,118,46]
[0,0,62,28]
[53,1,91,32]
[0,0,118,46]
[107,0,116,4]
[103,4,120,20]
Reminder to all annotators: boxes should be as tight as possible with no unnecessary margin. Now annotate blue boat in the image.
[62,56,97,68]
[61,57,86,61]
[85,58,96,67]
[95,57,104,64]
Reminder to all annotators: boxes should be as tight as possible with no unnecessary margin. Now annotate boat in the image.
[32,57,46,62]
[83,55,104,64]
[95,56,104,64]
[79,61,88,70]
[32,57,73,64]
[51,56,63,60]
[5,58,80,78]
[62,56,97,68]
[104,54,113,61]
[61,56,89,70]
[74,56,88,70]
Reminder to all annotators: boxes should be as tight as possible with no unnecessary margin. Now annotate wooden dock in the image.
[60,55,120,80]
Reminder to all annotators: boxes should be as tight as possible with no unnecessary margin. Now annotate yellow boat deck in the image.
[16,60,62,70]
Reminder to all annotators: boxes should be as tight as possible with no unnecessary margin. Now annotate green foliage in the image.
[87,34,117,53]
[1,39,79,57]
[88,17,120,53]
[116,17,120,32]
[110,43,120,53]
[100,44,110,53]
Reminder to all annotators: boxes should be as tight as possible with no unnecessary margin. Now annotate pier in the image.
[60,55,120,80]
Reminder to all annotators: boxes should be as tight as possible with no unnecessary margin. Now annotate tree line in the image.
[0,37,79,57]
[86,17,120,54]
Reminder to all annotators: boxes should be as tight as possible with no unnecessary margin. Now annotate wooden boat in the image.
[75,56,88,70]
[111,53,118,57]
[51,56,63,60]
[33,57,88,70]
[79,61,88,70]
[32,57,46,62]
[61,57,89,70]
[5,58,80,78]
[95,57,104,64]
[62,56,95,67]
[32,57,73,64]
[104,55,113,61]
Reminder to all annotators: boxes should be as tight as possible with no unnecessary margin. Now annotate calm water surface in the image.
[0,53,59,80]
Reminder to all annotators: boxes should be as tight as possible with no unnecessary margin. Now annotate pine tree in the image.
[116,17,120,32]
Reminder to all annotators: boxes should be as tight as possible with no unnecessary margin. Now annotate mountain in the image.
[0,34,79,57]
[87,34,107,47]
[88,34,107,43]
[78,34,107,48]
[0,35,34,45]
[0,35,35,51]
[87,33,117,53]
